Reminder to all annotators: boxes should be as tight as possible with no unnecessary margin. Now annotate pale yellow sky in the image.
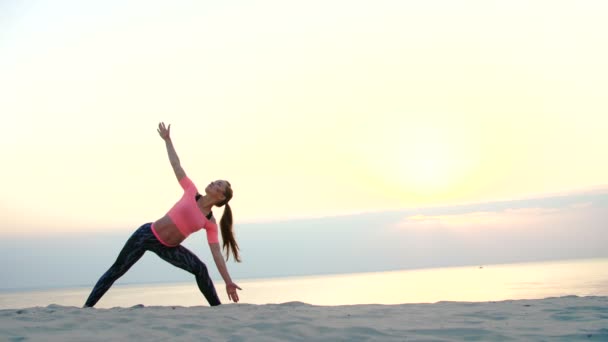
[1,0,607,234]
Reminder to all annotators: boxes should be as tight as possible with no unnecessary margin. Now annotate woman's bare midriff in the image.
[153,215,186,246]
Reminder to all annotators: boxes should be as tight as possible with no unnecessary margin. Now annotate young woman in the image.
[84,122,241,307]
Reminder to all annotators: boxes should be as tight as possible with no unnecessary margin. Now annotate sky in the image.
[0,1,607,289]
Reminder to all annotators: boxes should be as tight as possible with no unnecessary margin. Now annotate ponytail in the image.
[220,203,241,262]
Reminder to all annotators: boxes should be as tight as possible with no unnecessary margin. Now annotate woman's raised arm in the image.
[157,122,186,181]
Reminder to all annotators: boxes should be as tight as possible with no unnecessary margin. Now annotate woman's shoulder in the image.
[178,175,198,192]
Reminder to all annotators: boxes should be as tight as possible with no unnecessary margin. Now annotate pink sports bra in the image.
[159,176,219,244]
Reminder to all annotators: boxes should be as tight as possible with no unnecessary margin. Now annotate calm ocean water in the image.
[1,258,607,309]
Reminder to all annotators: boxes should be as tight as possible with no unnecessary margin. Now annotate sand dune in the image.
[1,296,607,341]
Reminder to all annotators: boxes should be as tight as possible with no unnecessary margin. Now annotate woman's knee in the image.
[195,262,209,276]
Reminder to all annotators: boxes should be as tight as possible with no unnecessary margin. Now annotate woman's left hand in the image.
[157,122,171,141]
[226,282,242,303]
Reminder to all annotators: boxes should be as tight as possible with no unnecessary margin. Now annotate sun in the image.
[397,138,457,194]
[402,141,454,191]
[364,121,472,200]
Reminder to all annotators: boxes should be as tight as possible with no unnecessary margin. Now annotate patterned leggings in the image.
[84,223,221,307]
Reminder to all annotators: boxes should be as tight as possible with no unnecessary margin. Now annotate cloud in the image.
[396,202,605,234]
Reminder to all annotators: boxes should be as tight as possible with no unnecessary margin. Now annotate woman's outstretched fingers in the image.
[226,283,241,303]
[157,122,171,140]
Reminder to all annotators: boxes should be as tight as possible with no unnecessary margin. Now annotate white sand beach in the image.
[1,296,606,341]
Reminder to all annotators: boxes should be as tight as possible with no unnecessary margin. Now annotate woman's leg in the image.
[83,224,151,307]
[151,245,221,306]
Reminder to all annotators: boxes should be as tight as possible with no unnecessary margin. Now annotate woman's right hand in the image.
[226,282,242,303]
[157,122,171,141]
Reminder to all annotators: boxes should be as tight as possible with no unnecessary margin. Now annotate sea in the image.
[1,258,607,309]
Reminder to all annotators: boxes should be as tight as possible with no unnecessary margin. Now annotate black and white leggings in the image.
[84,223,221,307]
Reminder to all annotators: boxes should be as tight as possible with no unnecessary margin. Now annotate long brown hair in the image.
[218,183,240,262]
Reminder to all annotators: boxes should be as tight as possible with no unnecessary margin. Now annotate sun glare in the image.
[401,140,455,192]
[364,120,473,201]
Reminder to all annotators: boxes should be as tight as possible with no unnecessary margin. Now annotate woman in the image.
[84,122,241,307]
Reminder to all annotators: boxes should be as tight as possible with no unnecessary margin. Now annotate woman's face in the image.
[206,180,229,201]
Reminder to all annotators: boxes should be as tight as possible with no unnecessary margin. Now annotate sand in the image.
[1,296,607,341]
